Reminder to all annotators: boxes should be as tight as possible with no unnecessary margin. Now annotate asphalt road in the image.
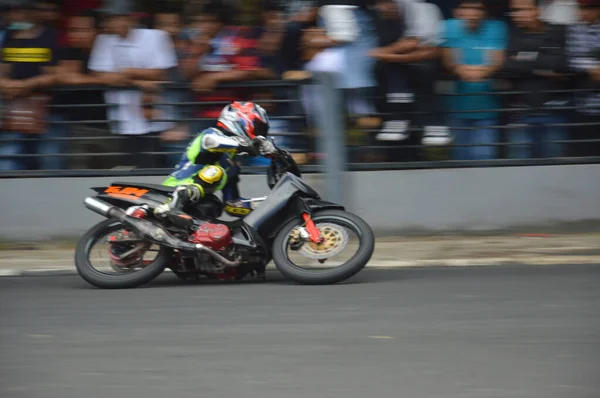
[1,265,599,398]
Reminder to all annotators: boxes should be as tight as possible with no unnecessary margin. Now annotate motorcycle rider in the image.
[128,101,276,229]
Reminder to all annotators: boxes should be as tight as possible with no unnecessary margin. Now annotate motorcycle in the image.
[75,144,375,288]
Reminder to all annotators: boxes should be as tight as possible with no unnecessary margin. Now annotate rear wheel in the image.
[75,219,172,289]
[272,210,375,285]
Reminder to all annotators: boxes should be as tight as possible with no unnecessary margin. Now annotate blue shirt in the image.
[443,18,508,119]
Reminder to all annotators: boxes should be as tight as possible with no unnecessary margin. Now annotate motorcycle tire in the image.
[75,219,172,289]
[272,209,375,285]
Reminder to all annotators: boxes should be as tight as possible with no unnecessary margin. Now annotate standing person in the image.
[55,10,113,169]
[279,0,319,73]
[314,0,380,116]
[504,0,570,159]
[0,1,59,171]
[369,0,412,153]
[153,3,192,167]
[88,2,178,168]
[442,0,508,161]
[369,0,447,156]
[33,0,71,170]
[566,0,600,157]
[186,1,267,130]
[255,0,288,77]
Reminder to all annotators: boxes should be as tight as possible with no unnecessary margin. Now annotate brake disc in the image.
[294,223,349,260]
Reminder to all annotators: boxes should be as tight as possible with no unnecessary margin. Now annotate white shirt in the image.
[540,0,580,25]
[89,29,178,135]
[397,0,444,47]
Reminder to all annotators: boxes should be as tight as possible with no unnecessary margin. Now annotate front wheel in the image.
[272,210,375,285]
[75,219,173,289]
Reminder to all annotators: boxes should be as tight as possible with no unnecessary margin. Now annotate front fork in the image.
[290,212,324,250]
[302,213,324,244]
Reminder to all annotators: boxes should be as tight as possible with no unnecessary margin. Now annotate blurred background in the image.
[0,0,599,173]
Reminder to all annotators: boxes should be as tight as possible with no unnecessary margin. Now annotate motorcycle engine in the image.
[189,223,233,251]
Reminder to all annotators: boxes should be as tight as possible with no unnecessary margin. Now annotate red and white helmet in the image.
[217,101,270,141]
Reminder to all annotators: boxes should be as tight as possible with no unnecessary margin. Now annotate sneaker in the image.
[422,126,453,146]
[376,120,410,141]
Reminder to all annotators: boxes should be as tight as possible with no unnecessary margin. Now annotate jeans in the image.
[451,118,499,161]
[0,113,67,171]
[41,114,68,170]
[0,132,28,170]
[508,114,567,159]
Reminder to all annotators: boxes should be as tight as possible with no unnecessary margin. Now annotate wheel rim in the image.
[282,215,364,272]
[296,223,350,260]
[84,221,162,276]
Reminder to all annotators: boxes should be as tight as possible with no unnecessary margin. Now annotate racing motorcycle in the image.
[75,144,375,289]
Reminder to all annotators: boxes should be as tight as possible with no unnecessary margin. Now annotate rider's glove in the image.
[252,136,275,157]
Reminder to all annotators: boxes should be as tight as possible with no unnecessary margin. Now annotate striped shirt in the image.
[566,22,600,115]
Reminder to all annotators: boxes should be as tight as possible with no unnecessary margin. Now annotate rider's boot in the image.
[224,198,254,217]
[153,185,203,231]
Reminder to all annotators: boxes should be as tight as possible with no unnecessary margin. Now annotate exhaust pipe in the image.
[84,197,112,217]
[83,197,241,267]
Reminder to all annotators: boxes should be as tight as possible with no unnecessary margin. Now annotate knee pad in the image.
[198,165,224,185]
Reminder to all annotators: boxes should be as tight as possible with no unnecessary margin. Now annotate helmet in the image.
[217,101,270,141]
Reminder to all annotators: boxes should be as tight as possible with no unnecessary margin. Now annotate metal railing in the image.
[1,75,599,188]
[0,79,314,177]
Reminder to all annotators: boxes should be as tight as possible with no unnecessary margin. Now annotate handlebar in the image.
[266,138,302,189]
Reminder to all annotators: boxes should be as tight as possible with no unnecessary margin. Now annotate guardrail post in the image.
[312,72,348,206]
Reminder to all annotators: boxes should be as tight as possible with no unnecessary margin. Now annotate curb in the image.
[1,256,599,277]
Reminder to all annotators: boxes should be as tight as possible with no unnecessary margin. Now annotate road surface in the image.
[1,265,599,398]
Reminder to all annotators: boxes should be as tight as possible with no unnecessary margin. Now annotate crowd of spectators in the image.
[0,0,599,171]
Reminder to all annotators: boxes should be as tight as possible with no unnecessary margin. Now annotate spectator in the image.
[299,1,380,163]
[185,1,267,130]
[34,0,70,172]
[503,0,570,159]
[0,1,60,171]
[369,0,414,152]
[442,0,508,160]
[409,0,450,147]
[55,10,114,169]
[152,3,192,167]
[279,1,319,73]
[309,0,379,117]
[256,0,288,77]
[254,1,315,160]
[88,2,178,168]
[566,0,600,157]
[370,0,448,153]
[33,0,72,171]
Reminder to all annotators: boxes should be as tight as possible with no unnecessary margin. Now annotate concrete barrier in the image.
[1,164,599,240]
